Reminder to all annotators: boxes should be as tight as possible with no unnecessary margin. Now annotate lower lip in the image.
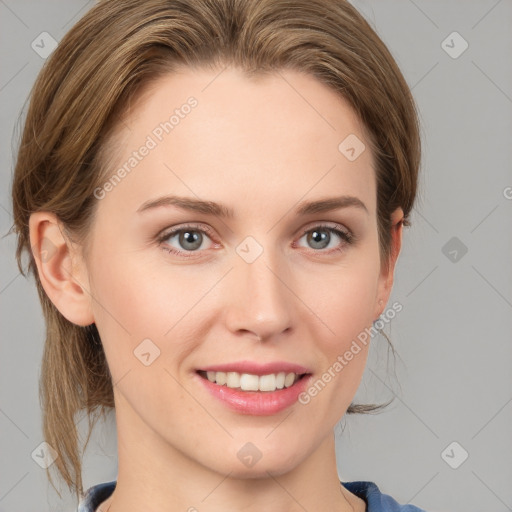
[195,372,312,416]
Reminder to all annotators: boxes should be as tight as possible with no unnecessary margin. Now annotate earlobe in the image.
[29,212,95,326]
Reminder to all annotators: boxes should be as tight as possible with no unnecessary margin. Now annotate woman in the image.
[11,0,425,510]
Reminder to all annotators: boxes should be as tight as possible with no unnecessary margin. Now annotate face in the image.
[62,67,400,477]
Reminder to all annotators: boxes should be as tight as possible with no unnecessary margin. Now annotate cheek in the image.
[87,253,156,355]
[295,249,380,409]
[88,254,206,372]
[301,252,380,347]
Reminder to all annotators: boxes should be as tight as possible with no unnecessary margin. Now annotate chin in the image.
[206,448,303,480]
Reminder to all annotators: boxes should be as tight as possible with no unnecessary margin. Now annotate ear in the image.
[28,212,94,326]
[373,207,404,320]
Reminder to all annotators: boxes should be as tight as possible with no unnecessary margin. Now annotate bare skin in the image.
[30,66,403,512]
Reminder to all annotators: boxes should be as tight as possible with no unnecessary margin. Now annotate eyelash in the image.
[156,223,355,259]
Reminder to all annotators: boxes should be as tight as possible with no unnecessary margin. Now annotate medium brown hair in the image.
[10,0,421,502]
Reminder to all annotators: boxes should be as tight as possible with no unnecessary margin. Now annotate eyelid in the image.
[156,222,218,250]
[299,221,352,238]
[158,222,216,239]
[295,222,355,248]
[156,220,355,256]
[157,221,352,240]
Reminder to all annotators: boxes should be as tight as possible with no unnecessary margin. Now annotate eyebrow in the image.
[136,194,368,218]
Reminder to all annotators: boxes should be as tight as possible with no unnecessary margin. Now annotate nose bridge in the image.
[227,241,293,339]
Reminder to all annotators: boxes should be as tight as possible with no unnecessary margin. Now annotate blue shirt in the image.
[77,480,428,511]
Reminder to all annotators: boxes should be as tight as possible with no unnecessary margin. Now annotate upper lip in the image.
[198,361,311,376]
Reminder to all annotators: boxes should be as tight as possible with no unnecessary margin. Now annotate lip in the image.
[195,363,313,416]
[198,360,311,375]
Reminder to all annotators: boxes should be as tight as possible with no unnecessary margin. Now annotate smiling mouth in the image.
[197,370,310,393]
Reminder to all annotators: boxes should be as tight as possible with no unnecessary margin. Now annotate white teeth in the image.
[240,373,260,391]
[258,373,276,392]
[284,372,296,387]
[226,372,240,388]
[215,371,226,385]
[202,370,302,392]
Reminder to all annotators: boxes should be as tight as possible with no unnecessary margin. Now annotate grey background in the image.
[1,1,511,511]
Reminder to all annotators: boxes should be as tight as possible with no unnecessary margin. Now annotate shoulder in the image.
[77,480,116,512]
[342,480,428,512]
[79,479,428,512]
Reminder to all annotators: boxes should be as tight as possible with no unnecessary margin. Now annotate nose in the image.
[224,247,294,342]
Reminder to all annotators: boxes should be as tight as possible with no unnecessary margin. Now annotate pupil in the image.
[309,229,329,249]
[181,231,202,250]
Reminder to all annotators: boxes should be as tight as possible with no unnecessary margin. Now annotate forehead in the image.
[98,66,376,218]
